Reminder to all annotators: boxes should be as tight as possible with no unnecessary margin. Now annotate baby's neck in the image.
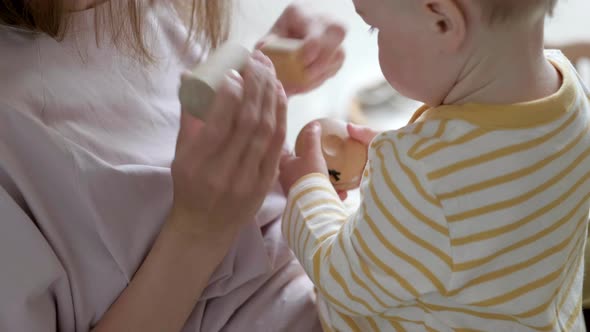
[443,19,561,106]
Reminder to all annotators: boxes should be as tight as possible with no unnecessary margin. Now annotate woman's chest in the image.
[40,52,185,167]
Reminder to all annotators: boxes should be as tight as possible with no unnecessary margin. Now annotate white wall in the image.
[546,0,590,43]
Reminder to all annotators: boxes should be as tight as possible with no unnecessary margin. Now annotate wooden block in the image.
[179,38,309,120]
[295,118,368,191]
[261,37,307,87]
[179,43,250,119]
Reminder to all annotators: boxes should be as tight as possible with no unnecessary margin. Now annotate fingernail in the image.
[227,69,241,80]
[226,70,243,86]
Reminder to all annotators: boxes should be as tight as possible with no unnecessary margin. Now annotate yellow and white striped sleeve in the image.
[282,132,453,316]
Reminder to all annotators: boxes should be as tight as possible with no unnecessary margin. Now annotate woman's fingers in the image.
[273,6,345,67]
[272,4,311,40]
[253,50,277,75]
[302,21,346,68]
[259,81,288,189]
[236,73,276,188]
[236,54,265,139]
[293,49,345,94]
[212,54,268,178]
[198,72,244,154]
[184,75,244,200]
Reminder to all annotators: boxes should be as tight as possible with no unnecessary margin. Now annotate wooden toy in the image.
[179,37,308,119]
[295,118,368,191]
[179,43,250,119]
[261,36,307,87]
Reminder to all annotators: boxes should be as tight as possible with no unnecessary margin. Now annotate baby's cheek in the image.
[378,56,404,92]
[379,50,422,99]
[377,42,399,75]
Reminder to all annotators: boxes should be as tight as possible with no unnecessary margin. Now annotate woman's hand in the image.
[170,51,287,240]
[279,122,328,195]
[94,52,287,332]
[258,4,347,96]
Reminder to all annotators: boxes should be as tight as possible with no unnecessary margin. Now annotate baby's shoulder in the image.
[371,119,477,161]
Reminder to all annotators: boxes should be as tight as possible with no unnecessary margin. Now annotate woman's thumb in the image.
[347,123,379,146]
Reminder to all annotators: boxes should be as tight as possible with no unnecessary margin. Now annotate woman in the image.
[0,0,345,331]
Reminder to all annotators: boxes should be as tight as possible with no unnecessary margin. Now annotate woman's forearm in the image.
[92,218,236,332]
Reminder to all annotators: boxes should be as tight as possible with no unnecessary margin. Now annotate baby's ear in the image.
[422,0,467,52]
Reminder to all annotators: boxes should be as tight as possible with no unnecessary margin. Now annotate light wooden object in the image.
[179,43,250,119]
[261,36,307,87]
[179,38,308,119]
[295,118,368,191]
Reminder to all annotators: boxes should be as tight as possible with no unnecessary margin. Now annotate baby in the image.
[279,0,590,331]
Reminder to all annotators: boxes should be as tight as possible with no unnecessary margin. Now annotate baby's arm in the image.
[282,132,452,316]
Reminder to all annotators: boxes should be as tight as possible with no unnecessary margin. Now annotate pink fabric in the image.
[0,4,320,332]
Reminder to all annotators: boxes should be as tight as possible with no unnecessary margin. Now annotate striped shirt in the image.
[283,51,590,331]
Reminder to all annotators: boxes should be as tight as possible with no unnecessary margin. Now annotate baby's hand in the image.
[258,4,346,96]
[347,123,381,147]
[331,123,381,200]
[279,122,329,195]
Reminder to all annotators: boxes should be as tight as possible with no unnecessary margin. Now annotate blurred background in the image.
[228,0,590,147]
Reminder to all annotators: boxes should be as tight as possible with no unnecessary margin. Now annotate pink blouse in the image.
[0,5,320,331]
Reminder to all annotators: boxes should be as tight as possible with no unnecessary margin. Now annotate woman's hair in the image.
[0,0,230,60]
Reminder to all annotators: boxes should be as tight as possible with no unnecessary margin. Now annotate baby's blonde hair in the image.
[0,0,231,61]
[478,0,558,23]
